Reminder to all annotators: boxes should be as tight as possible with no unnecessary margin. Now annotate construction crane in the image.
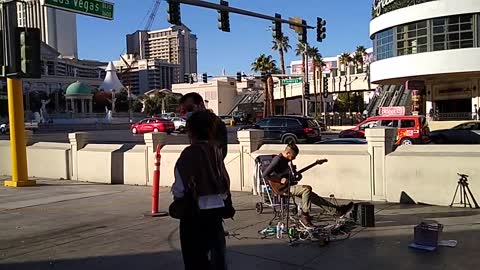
[145,0,162,31]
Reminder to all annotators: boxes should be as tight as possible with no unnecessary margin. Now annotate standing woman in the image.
[171,110,233,270]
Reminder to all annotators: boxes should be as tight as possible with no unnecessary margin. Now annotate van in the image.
[339,115,430,145]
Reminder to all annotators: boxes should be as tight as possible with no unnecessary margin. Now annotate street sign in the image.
[42,0,114,20]
[281,78,302,85]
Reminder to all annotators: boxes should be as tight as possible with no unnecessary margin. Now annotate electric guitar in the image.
[268,159,328,195]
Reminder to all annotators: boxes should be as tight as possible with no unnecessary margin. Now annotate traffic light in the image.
[317,17,327,42]
[298,20,307,44]
[167,1,181,25]
[218,1,230,32]
[202,73,208,83]
[236,72,242,82]
[323,77,329,91]
[184,73,190,83]
[16,28,41,78]
[304,83,310,99]
[272,13,282,40]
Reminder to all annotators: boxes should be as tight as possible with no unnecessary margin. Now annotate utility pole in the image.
[1,0,36,187]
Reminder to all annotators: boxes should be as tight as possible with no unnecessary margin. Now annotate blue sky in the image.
[77,0,374,75]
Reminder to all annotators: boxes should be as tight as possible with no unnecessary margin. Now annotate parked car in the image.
[220,115,235,126]
[171,117,187,133]
[0,121,39,134]
[130,118,175,134]
[240,115,322,144]
[315,138,367,144]
[339,115,430,145]
[429,121,480,144]
[0,123,8,134]
[313,119,327,131]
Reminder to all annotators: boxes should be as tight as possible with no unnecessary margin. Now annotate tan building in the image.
[172,77,240,116]
[112,54,179,95]
[127,25,197,83]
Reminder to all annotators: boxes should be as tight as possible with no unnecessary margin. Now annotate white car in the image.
[171,117,186,132]
[0,123,7,134]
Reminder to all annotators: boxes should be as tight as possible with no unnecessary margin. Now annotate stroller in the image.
[254,154,299,225]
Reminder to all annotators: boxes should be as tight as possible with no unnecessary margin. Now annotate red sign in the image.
[379,106,405,116]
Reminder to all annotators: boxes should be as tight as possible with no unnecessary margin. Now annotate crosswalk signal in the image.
[236,72,242,82]
[298,21,307,44]
[323,77,329,91]
[17,28,41,79]
[218,1,230,32]
[167,1,181,25]
[202,73,208,83]
[304,83,310,99]
[317,17,327,42]
[272,13,282,40]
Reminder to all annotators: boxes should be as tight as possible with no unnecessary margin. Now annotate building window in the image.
[374,28,394,60]
[432,14,474,51]
[397,20,428,56]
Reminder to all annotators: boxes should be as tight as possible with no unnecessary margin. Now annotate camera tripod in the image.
[450,173,479,209]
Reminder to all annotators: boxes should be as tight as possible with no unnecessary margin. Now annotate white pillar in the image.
[237,130,264,194]
[68,132,89,180]
[365,128,397,201]
[81,98,86,114]
[89,99,93,113]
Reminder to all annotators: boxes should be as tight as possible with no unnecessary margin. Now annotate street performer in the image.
[262,143,353,228]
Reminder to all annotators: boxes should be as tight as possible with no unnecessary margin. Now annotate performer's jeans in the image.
[180,214,227,270]
[289,185,337,214]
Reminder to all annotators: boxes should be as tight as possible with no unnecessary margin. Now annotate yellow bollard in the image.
[4,78,35,187]
[230,119,234,126]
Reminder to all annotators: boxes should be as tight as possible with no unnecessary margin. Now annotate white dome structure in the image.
[99,62,125,92]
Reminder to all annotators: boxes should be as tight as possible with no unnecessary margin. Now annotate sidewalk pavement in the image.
[1,177,480,270]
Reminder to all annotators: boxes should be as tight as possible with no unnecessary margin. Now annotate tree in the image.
[354,45,367,73]
[307,46,325,116]
[295,43,307,75]
[272,36,291,114]
[251,54,278,117]
[339,52,353,113]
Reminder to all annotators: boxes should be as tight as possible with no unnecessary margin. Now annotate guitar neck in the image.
[296,161,319,175]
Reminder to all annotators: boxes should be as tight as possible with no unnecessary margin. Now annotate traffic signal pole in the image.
[2,0,35,187]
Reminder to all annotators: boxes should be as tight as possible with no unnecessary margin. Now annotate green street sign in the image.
[281,78,302,85]
[43,0,114,20]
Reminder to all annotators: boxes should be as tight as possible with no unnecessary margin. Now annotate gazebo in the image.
[65,81,93,113]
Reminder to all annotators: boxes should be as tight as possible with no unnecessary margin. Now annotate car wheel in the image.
[153,128,159,133]
[282,135,297,144]
[401,138,414,145]
[132,128,138,134]
[255,202,263,214]
[178,126,185,133]
[0,128,5,135]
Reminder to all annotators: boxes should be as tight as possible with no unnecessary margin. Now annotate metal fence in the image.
[317,112,365,127]
[430,113,479,121]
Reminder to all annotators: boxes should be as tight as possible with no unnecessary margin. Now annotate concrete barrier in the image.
[27,142,70,180]
[0,141,11,176]
[386,145,480,206]
[77,144,125,184]
[123,145,148,186]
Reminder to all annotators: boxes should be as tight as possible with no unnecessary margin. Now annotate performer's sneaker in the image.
[337,202,354,217]
[300,214,315,229]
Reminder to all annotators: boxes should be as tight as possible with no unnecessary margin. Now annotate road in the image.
[0,126,338,145]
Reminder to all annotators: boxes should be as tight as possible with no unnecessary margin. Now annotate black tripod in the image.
[450,173,479,209]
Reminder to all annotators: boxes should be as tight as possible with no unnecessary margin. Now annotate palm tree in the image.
[339,52,353,113]
[272,36,291,115]
[251,54,277,117]
[295,43,307,75]
[354,45,367,73]
[339,52,352,76]
[307,46,322,116]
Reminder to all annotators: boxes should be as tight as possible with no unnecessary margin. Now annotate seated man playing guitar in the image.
[262,143,354,228]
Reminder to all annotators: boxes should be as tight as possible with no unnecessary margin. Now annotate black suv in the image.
[243,116,322,144]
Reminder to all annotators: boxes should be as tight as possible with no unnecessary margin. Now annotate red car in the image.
[130,118,175,134]
[339,115,430,145]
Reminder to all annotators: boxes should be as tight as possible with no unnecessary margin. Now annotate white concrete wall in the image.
[124,145,148,186]
[254,144,372,201]
[0,141,11,176]
[76,144,124,184]
[386,145,480,206]
[27,142,70,180]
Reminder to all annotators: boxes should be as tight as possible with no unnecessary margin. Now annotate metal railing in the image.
[430,113,479,121]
